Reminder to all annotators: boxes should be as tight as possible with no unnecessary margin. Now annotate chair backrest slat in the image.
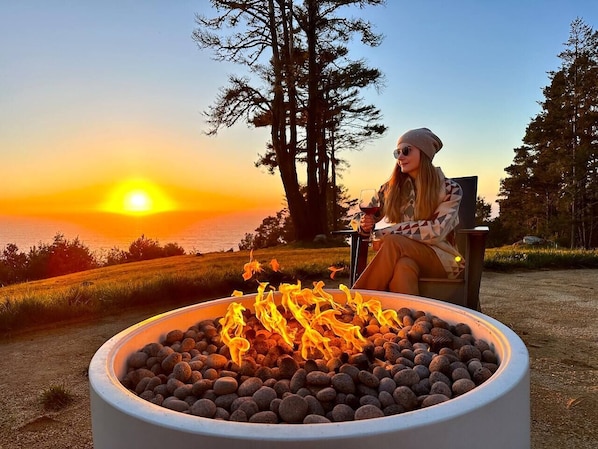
[453,176,477,231]
[452,176,478,257]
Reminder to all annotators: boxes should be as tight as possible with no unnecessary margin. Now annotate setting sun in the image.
[124,190,152,213]
[101,179,175,215]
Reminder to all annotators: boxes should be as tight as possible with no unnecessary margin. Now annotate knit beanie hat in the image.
[397,128,443,161]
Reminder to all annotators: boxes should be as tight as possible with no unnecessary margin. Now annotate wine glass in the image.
[359,189,380,215]
[359,189,380,244]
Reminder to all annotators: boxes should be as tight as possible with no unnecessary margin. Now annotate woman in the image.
[353,127,465,295]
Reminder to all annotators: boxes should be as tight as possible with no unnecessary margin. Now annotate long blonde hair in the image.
[383,152,442,222]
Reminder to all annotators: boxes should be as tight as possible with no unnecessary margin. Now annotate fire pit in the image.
[89,290,530,448]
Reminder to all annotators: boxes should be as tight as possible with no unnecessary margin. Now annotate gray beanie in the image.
[396,128,443,161]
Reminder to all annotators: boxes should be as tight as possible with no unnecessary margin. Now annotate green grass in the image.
[0,247,351,336]
[1,245,597,336]
[484,247,598,271]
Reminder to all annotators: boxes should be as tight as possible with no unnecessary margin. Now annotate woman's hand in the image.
[360,214,376,234]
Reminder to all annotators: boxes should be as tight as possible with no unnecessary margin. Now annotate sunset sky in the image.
[2,0,598,218]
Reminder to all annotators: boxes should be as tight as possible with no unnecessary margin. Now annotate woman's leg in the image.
[352,234,445,294]
[389,257,420,295]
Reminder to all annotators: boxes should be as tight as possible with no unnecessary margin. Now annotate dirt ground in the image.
[0,269,596,449]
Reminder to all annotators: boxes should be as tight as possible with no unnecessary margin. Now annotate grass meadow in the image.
[1,245,597,336]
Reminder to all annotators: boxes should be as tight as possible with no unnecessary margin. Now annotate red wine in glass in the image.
[359,205,380,215]
[359,189,380,215]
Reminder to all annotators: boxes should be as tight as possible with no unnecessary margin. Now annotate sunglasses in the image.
[393,146,412,158]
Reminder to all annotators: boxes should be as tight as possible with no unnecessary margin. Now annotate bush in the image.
[127,235,185,261]
[484,247,598,271]
[40,384,74,411]
[104,247,129,266]
[0,243,28,284]
[26,234,98,280]
[239,209,294,250]
[163,242,185,257]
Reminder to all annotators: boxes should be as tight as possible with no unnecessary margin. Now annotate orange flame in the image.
[219,253,404,365]
[270,259,280,271]
[253,282,295,346]
[312,308,368,353]
[278,282,336,359]
[328,265,344,279]
[303,281,346,314]
[242,250,263,281]
[219,301,250,366]
[340,284,402,329]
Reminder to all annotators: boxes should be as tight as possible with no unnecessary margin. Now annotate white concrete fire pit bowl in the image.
[89,290,530,449]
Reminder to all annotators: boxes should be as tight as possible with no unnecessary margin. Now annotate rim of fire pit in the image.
[89,289,529,442]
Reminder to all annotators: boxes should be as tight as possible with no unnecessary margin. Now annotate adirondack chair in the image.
[333,176,489,311]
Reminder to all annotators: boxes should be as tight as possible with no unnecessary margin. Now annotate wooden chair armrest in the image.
[331,229,358,236]
[458,227,489,258]
[458,226,490,235]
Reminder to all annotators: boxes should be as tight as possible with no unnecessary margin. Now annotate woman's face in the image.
[395,144,421,177]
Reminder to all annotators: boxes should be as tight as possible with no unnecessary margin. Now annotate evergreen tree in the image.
[475,197,492,225]
[498,18,598,247]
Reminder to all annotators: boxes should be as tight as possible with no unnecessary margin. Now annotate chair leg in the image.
[349,233,360,286]
[352,237,370,286]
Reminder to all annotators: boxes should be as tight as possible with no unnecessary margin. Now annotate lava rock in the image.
[355,404,384,420]
[421,394,450,408]
[213,377,239,395]
[279,394,309,423]
[190,398,217,417]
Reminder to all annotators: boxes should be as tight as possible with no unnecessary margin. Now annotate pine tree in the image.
[498,18,598,247]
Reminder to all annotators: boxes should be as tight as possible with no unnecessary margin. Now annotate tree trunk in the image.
[304,0,324,240]
[267,0,309,241]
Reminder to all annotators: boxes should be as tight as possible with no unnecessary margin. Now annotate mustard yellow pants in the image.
[352,234,446,295]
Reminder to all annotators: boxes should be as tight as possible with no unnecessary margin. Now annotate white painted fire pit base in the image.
[89,290,530,449]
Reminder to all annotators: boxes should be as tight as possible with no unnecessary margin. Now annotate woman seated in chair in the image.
[353,127,465,295]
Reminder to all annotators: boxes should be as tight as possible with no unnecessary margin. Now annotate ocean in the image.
[0,210,271,257]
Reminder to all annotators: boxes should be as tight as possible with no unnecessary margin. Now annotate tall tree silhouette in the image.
[193,0,386,241]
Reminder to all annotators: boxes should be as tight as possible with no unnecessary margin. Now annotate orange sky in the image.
[0,176,283,217]
[1,120,284,216]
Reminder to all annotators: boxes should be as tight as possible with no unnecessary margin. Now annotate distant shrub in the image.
[163,242,185,257]
[238,233,254,251]
[1,233,186,286]
[128,235,163,261]
[0,243,28,284]
[25,234,98,280]
[104,247,129,266]
[484,247,598,271]
[127,235,185,261]
[239,209,293,250]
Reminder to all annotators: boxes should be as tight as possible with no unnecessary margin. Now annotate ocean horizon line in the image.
[0,209,274,255]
